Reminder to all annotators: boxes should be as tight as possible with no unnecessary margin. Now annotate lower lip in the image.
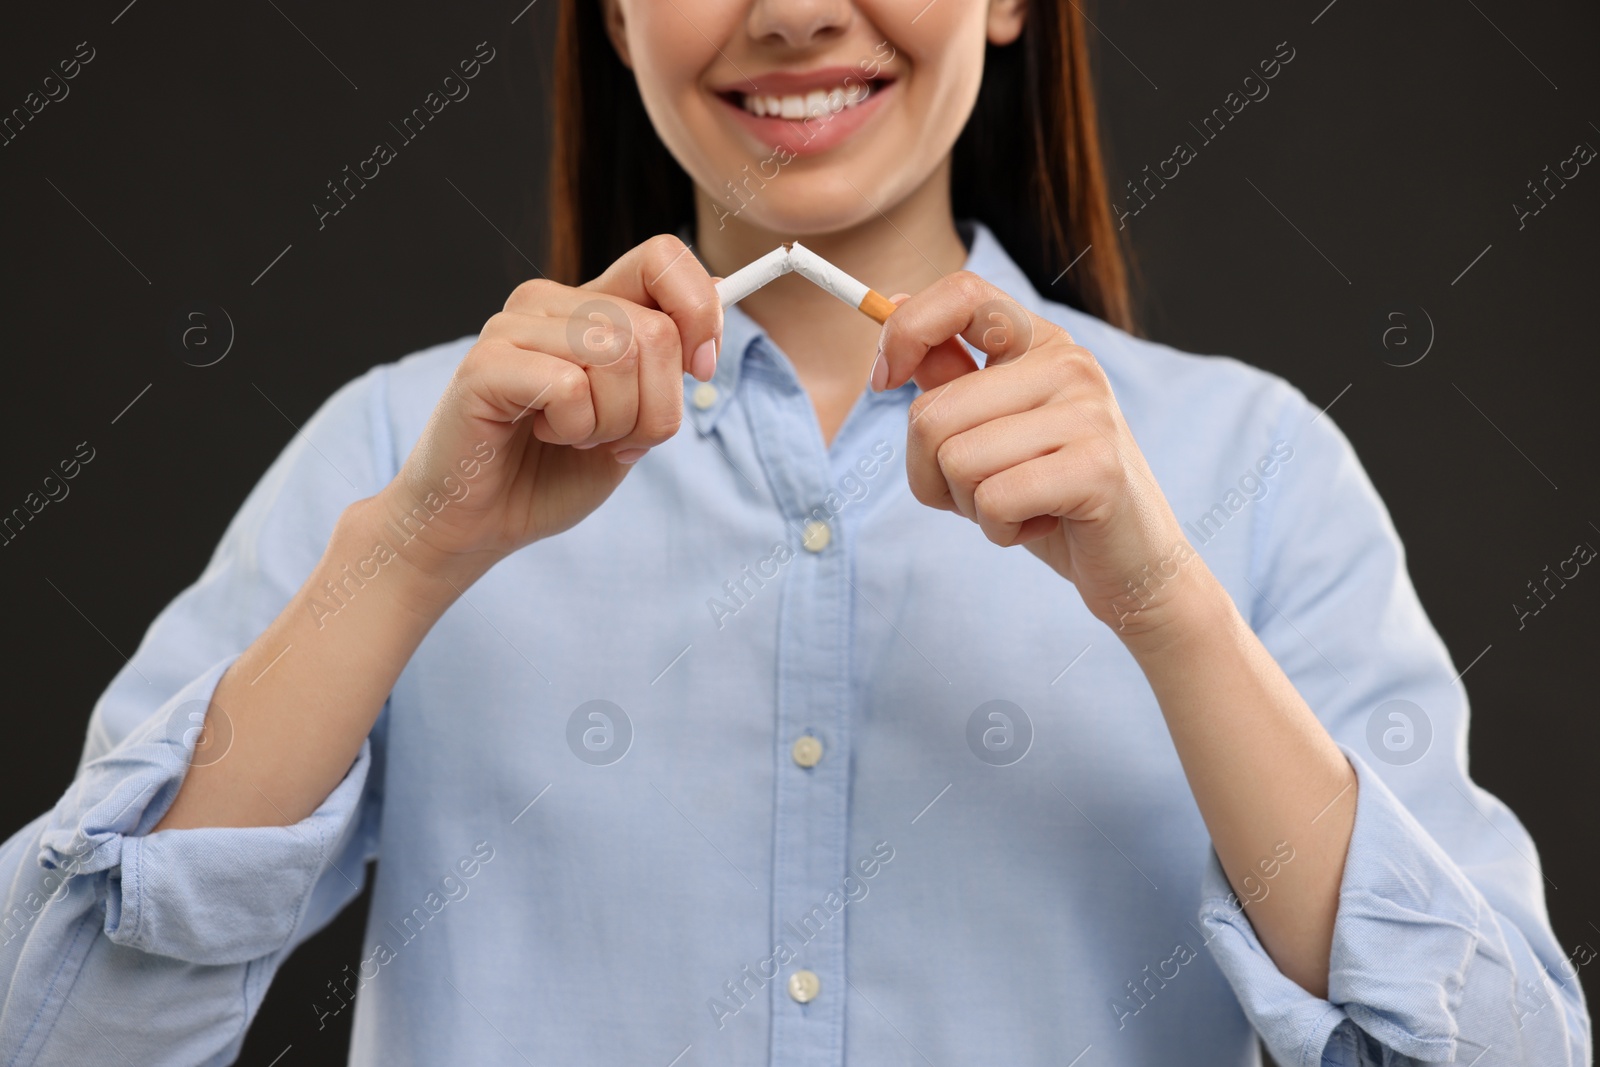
[716,82,895,158]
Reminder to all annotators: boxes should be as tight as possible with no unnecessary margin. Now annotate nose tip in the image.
[745,0,853,48]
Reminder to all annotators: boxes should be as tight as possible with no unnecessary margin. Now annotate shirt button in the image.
[791,735,823,768]
[801,520,831,553]
[692,382,719,410]
[787,969,820,1004]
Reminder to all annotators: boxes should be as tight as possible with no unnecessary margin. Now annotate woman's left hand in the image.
[873,271,1217,646]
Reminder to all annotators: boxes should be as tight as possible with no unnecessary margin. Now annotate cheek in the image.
[859,0,990,181]
[627,3,744,174]
[629,28,702,112]
[882,0,989,111]
[627,0,737,107]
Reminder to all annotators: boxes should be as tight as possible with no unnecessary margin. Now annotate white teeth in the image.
[738,81,878,118]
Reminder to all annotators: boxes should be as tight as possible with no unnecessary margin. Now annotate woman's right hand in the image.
[371,234,722,592]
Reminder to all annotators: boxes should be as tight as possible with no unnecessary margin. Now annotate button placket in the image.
[738,344,854,1066]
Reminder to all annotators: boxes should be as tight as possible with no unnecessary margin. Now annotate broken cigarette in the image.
[714,242,898,324]
[712,245,792,308]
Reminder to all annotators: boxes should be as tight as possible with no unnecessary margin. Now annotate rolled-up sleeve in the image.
[1196,383,1591,1066]
[36,653,374,967]
[0,363,400,1065]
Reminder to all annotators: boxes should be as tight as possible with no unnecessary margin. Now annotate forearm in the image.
[1122,555,1357,998]
[154,489,494,831]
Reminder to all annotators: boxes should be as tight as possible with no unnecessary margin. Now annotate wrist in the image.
[1108,546,1240,662]
[335,491,501,620]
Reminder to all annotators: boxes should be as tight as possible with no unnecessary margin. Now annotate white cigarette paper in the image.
[714,245,793,308]
[786,242,870,309]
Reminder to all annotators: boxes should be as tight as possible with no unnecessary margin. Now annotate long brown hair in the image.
[546,0,1138,333]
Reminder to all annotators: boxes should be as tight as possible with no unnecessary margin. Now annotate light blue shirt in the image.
[0,222,1588,1066]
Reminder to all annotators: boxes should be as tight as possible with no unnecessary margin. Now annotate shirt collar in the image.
[682,219,1043,435]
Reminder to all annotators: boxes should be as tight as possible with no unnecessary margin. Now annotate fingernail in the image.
[615,447,649,464]
[691,338,716,381]
[870,346,888,392]
[573,441,599,450]
[889,292,910,303]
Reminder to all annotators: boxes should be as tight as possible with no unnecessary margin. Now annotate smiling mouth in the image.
[718,79,893,120]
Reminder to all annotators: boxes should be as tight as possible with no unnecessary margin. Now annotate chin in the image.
[739,194,886,236]
[702,160,910,237]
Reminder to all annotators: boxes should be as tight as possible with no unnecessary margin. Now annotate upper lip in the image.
[711,65,895,96]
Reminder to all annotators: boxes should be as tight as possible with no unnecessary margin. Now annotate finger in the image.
[874,272,1067,393]
[461,341,596,445]
[583,234,723,382]
[870,293,977,394]
[904,366,1060,511]
[971,450,1102,548]
[908,338,980,394]
[921,406,1074,519]
[609,317,687,454]
[485,307,654,446]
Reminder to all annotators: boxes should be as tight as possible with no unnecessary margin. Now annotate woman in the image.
[0,0,1587,1060]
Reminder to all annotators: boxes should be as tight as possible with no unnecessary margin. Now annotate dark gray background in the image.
[1,0,1594,1063]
